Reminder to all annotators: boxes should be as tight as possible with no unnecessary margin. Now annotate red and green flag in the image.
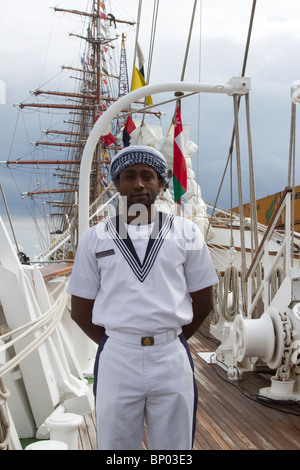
[173,105,187,202]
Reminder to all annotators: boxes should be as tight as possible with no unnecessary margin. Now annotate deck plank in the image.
[189,326,300,451]
[39,262,73,281]
[79,411,97,450]
[78,326,300,451]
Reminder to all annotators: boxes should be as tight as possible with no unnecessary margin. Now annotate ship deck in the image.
[78,324,300,451]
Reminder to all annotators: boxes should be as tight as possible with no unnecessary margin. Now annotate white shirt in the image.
[68,212,218,335]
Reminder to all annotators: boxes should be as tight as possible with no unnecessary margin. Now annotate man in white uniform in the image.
[68,145,218,450]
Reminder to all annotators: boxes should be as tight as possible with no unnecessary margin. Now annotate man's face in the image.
[117,163,162,210]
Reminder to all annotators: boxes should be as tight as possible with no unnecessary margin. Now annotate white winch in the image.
[232,302,300,401]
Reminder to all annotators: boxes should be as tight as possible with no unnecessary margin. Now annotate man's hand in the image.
[71,295,105,344]
[182,286,214,340]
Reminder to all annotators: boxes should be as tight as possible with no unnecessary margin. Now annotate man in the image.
[68,145,218,450]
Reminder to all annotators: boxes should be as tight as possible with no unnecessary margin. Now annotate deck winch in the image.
[233,312,275,364]
[232,301,300,401]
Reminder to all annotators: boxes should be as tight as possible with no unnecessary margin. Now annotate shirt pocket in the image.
[96,248,116,270]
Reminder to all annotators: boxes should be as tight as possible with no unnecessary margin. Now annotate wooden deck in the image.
[78,326,300,451]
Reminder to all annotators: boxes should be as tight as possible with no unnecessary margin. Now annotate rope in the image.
[210,269,220,325]
[0,379,10,450]
[0,283,69,380]
[233,95,247,314]
[180,0,198,82]
[245,93,258,249]
[131,0,143,92]
[0,281,69,449]
[140,0,160,126]
[288,102,296,187]
[245,92,261,291]
[205,0,257,241]
[288,101,296,267]
[171,0,199,124]
[146,0,160,85]
[196,0,203,203]
[222,266,240,321]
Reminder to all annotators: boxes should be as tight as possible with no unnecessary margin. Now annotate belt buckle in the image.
[141,336,154,346]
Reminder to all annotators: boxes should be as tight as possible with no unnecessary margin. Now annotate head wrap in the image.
[110,145,168,186]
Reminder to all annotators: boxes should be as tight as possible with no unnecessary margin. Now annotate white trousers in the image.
[94,333,197,450]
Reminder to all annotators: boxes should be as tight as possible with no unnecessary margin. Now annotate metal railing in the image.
[36,184,118,262]
[245,187,293,317]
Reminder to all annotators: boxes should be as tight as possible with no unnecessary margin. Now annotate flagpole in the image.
[174,92,183,215]
[131,0,143,90]
[173,0,198,215]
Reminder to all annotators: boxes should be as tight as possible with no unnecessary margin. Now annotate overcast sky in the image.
[0,0,300,258]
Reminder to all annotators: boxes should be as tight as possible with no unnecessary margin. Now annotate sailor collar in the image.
[104,211,175,282]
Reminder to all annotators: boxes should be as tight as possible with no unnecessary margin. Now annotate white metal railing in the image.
[36,184,118,262]
[245,187,293,317]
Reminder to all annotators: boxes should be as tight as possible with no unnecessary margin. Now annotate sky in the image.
[0,0,300,258]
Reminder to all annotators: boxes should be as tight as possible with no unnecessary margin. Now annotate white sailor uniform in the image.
[68,211,218,450]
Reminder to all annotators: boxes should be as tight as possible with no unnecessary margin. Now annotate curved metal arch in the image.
[78,78,250,237]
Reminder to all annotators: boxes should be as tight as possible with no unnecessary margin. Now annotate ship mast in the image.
[92,0,104,203]
[117,33,130,131]
[7,2,138,239]
[15,1,122,233]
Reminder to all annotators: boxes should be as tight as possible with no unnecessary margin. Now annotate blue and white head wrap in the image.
[110,145,168,186]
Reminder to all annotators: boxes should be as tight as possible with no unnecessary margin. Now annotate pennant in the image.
[136,42,145,76]
[101,133,116,147]
[131,67,153,106]
[173,105,187,202]
[131,42,153,106]
[122,116,136,147]
[95,111,116,147]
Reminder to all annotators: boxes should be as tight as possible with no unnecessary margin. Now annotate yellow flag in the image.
[131,66,153,106]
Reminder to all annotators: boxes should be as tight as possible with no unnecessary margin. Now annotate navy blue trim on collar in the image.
[104,212,174,282]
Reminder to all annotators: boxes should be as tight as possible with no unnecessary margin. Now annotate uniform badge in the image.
[96,249,115,258]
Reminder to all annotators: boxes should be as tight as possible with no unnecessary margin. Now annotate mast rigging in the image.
[10,0,160,238]
[53,7,135,26]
